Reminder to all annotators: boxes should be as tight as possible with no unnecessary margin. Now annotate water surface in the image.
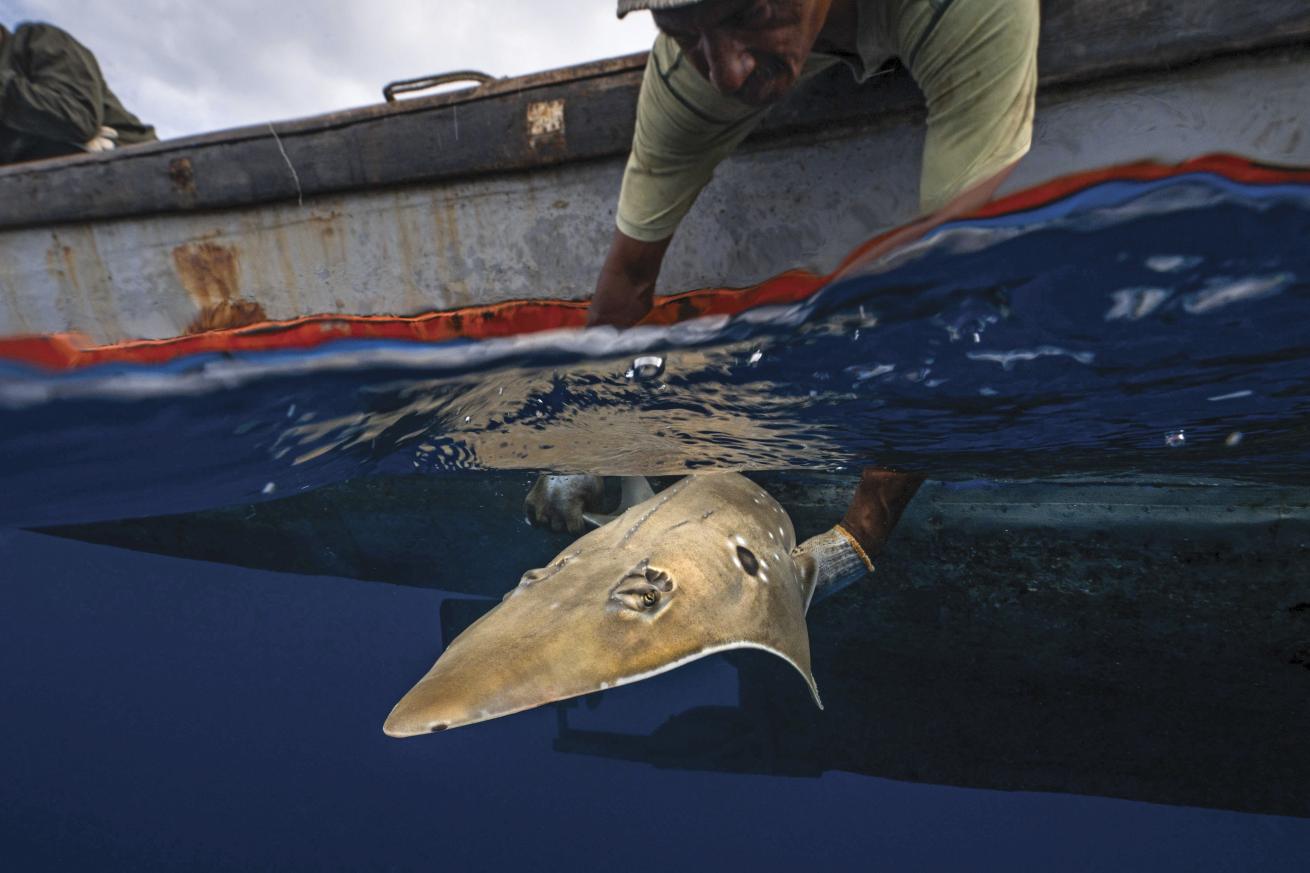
[2,170,1309,869]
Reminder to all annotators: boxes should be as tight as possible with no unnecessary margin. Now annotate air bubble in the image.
[630,355,665,381]
[1165,430,1186,448]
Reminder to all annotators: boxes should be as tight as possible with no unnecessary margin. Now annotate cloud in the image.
[6,0,657,138]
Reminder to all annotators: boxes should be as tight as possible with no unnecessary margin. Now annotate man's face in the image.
[653,0,832,107]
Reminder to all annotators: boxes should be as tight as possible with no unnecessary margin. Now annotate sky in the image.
[2,0,659,139]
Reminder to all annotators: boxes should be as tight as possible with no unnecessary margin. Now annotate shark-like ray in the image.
[384,473,821,736]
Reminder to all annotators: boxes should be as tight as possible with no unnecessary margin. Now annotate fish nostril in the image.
[644,567,674,591]
[737,546,759,576]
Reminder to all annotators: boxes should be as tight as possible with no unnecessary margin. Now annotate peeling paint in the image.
[527,99,565,139]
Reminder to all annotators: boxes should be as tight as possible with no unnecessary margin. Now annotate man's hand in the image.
[586,229,673,328]
[790,468,923,606]
[524,473,606,534]
[82,125,118,152]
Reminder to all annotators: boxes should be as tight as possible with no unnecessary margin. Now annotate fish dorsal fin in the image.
[583,476,656,528]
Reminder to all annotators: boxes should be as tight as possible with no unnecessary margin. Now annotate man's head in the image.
[619,0,834,107]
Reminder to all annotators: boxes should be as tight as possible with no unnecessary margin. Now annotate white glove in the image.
[81,126,119,153]
[792,524,875,611]
[524,473,605,533]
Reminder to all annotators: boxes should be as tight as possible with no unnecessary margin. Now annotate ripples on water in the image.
[1,174,1308,526]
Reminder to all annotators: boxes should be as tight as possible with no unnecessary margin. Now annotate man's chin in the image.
[737,79,793,107]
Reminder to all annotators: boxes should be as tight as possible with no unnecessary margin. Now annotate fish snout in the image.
[383,690,452,738]
[383,636,572,736]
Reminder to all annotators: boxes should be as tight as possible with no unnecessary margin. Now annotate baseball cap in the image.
[617,1,707,19]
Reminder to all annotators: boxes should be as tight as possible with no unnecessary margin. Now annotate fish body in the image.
[385,473,820,736]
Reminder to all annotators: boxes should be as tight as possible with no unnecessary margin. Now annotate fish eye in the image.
[610,583,666,615]
[736,546,759,576]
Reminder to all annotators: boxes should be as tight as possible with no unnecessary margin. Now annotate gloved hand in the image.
[82,126,119,153]
[792,524,875,611]
[524,473,606,533]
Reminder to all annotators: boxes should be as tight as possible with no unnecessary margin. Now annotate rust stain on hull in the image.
[172,241,267,334]
[44,238,78,331]
[168,157,198,206]
[41,230,125,340]
[186,299,267,333]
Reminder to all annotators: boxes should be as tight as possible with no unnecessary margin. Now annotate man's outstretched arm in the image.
[795,469,924,607]
[586,229,674,328]
[840,468,925,557]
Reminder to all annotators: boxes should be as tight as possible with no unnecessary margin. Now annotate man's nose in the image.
[702,33,755,95]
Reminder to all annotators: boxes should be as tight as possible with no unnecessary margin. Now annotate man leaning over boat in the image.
[528,0,1040,585]
[0,20,156,165]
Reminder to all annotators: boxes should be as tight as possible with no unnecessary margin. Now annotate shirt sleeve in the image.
[616,34,766,242]
[902,0,1040,212]
[616,34,839,242]
[0,24,106,145]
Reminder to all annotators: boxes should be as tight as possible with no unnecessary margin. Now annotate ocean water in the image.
[2,174,1309,527]
[1,172,1309,869]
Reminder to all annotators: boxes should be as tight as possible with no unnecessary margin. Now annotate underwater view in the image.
[2,162,1308,868]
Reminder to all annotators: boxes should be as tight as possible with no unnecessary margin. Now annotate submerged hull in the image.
[41,474,1310,817]
[1,1,1308,344]
[560,476,1310,820]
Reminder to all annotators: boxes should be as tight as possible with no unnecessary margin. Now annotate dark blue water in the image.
[3,529,1308,871]
[2,172,1310,869]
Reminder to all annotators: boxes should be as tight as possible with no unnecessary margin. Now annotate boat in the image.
[1,0,1307,345]
[4,0,1309,818]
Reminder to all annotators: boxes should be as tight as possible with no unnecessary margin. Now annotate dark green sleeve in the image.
[0,24,106,145]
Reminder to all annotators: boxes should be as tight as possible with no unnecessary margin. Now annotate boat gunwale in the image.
[0,0,1308,230]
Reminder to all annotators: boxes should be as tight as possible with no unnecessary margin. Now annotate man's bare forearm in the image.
[586,229,674,328]
[840,468,925,557]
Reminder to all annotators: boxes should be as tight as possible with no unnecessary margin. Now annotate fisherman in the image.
[529,0,1039,586]
[0,21,156,165]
